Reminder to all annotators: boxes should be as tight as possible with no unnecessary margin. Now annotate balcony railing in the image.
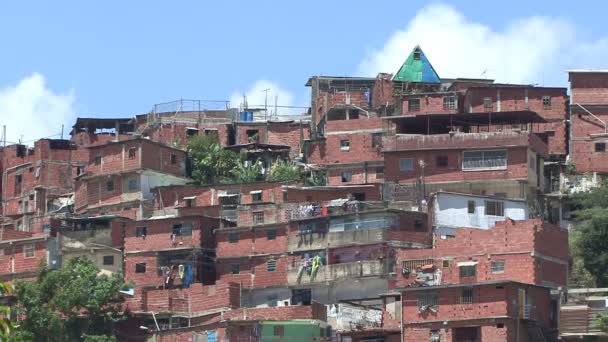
[287,259,393,285]
[383,131,536,153]
[282,200,385,221]
[288,228,389,252]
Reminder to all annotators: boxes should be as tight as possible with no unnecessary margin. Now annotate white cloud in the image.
[357,4,608,86]
[0,73,75,145]
[230,79,299,116]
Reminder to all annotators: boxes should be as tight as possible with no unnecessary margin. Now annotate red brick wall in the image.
[464,87,567,119]
[0,240,47,281]
[266,122,310,158]
[570,72,608,104]
[224,301,327,322]
[401,93,460,115]
[384,147,530,183]
[123,216,213,252]
[216,256,288,289]
[307,133,383,167]
[326,166,384,186]
[147,122,231,148]
[141,282,240,313]
[396,219,568,287]
[235,124,267,145]
[141,141,186,176]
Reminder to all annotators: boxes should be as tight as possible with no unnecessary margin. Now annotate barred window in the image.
[460,288,473,304]
[24,243,35,258]
[253,212,265,224]
[417,292,439,309]
[483,97,493,109]
[267,260,277,272]
[408,98,420,112]
[467,200,476,214]
[400,158,414,171]
[402,259,434,272]
[463,150,507,170]
[443,96,457,110]
[136,226,147,238]
[172,223,193,236]
[542,96,551,109]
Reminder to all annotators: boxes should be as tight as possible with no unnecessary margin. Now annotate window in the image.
[596,143,606,152]
[417,292,439,309]
[399,158,414,171]
[267,294,278,307]
[231,264,240,274]
[23,244,35,258]
[135,263,147,273]
[491,260,505,274]
[267,229,277,240]
[460,288,473,304]
[483,97,493,109]
[443,96,457,110]
[283,191,288,202]
[16,175,22,184]
[229,232,239,243]
[371,133,383,148]
[170,317,189,329]
[341,170,352,182]
[485,200,505,216]
[128,148,136,159]
[205,129,219,141]
[462,150,507,170]
[459,265,477,278]
[267,259,277,272]
[542,96,551,109]
[246,130,259,143]
[413,51,421,60]
[94,155,102,165]
[136,226,147,238]
[375,167,384,179]
[186,128,199,137]
[340,139,350,151]
[442,260,450,268]
[414,219,424,231]
[170,154,177,164]
[273,326,284,336]
[496,323,505,329]
[408,98,420,112]
[436,155,448,167]
[173,223,193,236]
[253,211,265,224]
[128,178,138,191]
[106,180,114,192]
[467,200,476,214]
[103,255,114,266]
[251,191,262,202]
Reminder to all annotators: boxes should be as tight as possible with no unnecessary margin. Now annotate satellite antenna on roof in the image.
[481,69,488,78]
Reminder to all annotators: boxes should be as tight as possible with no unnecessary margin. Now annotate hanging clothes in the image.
[178,264,185,279]
[310,255,321,281]
[183,263,193,288]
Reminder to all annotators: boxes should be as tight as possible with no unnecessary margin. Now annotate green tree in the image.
[0,282,20,341]
[270,159,301,182]
[596,312,608,333]
[188,135,241,184]
[13,257,129,342]
[229,160,262,184]
[570,181,608,287]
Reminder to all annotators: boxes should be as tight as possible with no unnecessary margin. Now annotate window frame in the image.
[483,97,493,109]
[340,139,351,152]
[341,170,353,183]
[106,180,115,192]
[462,150,507,171]
[267,259,277,272]
[170,153,177,165]
[103,255,115,266]
[491,260,505,274]
[399,158,414,172]
[251,191,263,203]
[467,200,476,214]
[443,96,457,110]
[459,265,477,278]
[136,226,147,238]
[485,200,505,217]
[267,229,277,240]
[253,211,265,225]
[417,291,439,309]
[135,263,147,273]
[228,232,239,243]
[371,133,383,148]
[128,147,136,160]
[542,96,552,109]
[408,98,421,112]
[595,142,606,152]
[23,243,35,258]
[128,178,138,191]
[231,264,240,274]
[436,155,448,168]
[460,288,474,304]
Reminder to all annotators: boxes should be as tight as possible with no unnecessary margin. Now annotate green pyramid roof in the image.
[393,46,441,83]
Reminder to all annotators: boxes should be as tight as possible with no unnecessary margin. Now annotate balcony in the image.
[383,131,544,153]
[287,259,393,285]
[141,282,240,315]
[224,301,327,322]
[288,228,389,252]
[282,200,386,221]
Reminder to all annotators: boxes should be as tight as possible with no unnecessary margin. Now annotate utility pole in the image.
[262,88,270,120]
[61,124,64,140]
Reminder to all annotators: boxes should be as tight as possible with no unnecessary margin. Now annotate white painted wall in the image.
[433,192,528,230]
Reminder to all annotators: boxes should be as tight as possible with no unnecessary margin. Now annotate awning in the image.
[183,196,196,200]
[185,127,199,131]
[457,261,479,267]
[218,191,239,197]
[250,190,263,194]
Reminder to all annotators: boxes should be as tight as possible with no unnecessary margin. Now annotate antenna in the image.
[274,95,278,119]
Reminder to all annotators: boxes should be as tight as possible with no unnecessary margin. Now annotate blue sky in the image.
[0,1,607,143]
